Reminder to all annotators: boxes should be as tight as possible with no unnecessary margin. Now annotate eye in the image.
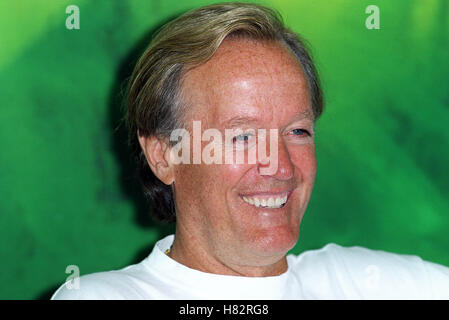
[233,133,251,143]
[291,128,310,136]
[231,132,257,150]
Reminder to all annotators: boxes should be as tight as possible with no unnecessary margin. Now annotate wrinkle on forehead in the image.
[207,38,304,82]
[180,38,311,128]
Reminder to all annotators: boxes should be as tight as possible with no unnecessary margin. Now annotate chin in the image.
[246,225,299,257]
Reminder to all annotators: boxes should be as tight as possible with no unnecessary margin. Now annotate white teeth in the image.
[242,194,288,209]
[275,197,282,207]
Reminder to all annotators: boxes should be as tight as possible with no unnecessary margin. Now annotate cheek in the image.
[291,144,317,181]
[173,163,248,204]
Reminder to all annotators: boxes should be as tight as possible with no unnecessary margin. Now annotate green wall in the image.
[0,0,448,299]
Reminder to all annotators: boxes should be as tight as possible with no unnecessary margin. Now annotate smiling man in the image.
[161,36,318,278]
[52,2,449,299]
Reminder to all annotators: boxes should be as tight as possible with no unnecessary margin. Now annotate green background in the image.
[0,0,448,299]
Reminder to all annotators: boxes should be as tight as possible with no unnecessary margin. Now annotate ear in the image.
[138,132,174,185]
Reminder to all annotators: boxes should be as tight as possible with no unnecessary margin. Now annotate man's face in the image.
[172,38,316,266]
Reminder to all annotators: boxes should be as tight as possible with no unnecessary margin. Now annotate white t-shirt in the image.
[51,235,449,299]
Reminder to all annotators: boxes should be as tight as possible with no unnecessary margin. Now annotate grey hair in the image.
[126,2,324,222]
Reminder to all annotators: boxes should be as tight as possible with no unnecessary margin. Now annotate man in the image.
[52,2,449,299]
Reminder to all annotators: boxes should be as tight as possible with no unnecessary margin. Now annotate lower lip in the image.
[238,192,294,228]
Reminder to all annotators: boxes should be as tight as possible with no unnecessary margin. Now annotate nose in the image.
[257,134,294,180]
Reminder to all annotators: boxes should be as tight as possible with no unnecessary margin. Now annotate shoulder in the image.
[288,243,449,299]
[51,263,153,300]
[300,243,424,267]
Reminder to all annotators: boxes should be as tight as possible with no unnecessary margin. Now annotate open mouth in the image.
[240,192,290,209]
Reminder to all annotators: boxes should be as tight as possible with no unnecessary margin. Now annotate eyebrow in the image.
[290,109,315,122]
[222,116,260,129]
[222,109,314,129]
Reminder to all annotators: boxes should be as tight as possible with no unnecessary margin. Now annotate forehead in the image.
[180,38,312,127]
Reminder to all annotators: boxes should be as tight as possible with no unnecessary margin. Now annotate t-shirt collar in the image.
[143,234,294,299]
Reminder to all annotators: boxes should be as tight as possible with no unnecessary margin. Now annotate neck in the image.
[167,229,288,277]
